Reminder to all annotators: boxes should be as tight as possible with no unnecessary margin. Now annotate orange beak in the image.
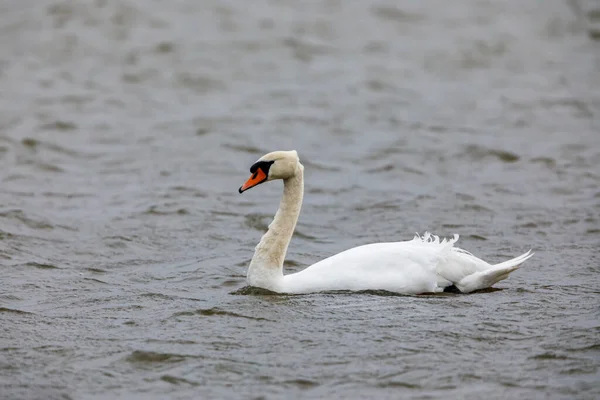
[239,168,268,193]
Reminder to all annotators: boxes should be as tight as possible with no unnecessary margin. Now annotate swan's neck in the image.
[247,164,304,290]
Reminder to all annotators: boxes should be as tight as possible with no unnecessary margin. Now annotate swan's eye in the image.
[250,160,275,175]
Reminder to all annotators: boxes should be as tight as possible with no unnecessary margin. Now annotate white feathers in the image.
[412,231,459,246]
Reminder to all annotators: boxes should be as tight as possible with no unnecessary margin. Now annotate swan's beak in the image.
[239,168,268,193]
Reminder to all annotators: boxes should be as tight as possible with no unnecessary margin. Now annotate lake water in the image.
[1,1,599,399]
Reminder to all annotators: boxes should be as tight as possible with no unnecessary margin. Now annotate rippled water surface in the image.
[1,1,599,399]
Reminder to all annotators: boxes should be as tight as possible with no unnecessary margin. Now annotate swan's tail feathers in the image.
[455,250,534,293]
[491,249,534,271]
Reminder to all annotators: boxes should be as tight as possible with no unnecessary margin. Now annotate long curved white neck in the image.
[247,164,304,290]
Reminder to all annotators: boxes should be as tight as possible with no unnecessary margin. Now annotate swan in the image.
[238,150,533,294]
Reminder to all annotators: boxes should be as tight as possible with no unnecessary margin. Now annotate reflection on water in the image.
[1,0,599,399]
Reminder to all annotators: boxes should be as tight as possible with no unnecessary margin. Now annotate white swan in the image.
[238,150,533,294]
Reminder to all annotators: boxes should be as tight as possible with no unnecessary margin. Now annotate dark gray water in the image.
[1,1,599,399]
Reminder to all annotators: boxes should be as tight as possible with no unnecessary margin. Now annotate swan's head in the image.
[239,150,300,193]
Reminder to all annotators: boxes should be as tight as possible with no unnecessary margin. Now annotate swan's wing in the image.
[282,234,457,294]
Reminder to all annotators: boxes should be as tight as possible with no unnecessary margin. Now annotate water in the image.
[1,0,599,399]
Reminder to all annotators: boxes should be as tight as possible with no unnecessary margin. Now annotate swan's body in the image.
[239,150,533,295]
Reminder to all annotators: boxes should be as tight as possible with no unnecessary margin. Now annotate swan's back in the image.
[282,234,473,294]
